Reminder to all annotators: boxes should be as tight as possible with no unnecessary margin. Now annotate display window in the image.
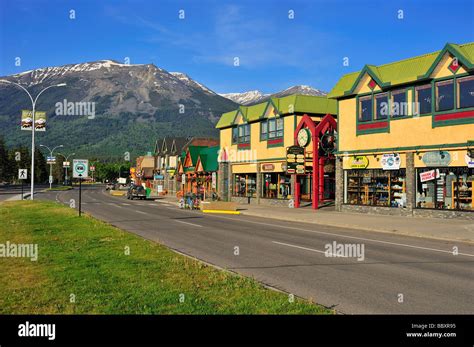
[233,174,256,197]
[345,169,406,207]
[416,167,473,211]
[262,173,291,199]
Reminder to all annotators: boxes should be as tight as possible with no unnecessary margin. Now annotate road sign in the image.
[18,169,27,180]
[73,159,89,178]
[49,176,53,184]
[46,156,56,165]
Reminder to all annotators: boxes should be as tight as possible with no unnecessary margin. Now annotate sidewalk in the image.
[156,196,474,244]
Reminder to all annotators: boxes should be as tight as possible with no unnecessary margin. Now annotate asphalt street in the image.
[34,185,474,314]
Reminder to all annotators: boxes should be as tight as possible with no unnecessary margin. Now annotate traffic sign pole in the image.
[79,178,82,217]
[21,180,23,200]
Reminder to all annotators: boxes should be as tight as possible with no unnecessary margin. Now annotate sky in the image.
[1,0,473,94]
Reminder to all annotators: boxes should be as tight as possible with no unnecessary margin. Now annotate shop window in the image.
[416,167,473,211]
[345,169,406,207]
[267,118,284,139]
[232,127,238,144]
[233,174,256,197]
[262,173,291,199]
[415,84,432,115]
[435,80,454,112]
[391,89,408,117]
[359,96,372,122]
[375,93,389,120]
[238,124,250,143]
[260,121,268,140]
[457,76,474,109]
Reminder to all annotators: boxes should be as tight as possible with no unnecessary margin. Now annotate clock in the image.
[297,128,310,147]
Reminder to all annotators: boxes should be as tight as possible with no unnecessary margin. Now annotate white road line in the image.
[121,203,131,206]
[272,241,347,257]
[134,210,148,215]
[202,215,474,258]
[174,220,202,228]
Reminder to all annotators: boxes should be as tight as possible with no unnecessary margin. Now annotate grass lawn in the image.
[0,200,332,314]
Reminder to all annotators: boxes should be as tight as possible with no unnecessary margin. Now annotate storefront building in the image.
[177,145,219,199]
[329,42,474,218]
[216,94,337,206]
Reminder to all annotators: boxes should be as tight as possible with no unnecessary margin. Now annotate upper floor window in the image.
[232,127,238,144]
[238,124,250,143]
[457,76,474,109]
[436,80,454,112]
[375,93,389,120]
[359,96,372,122]
[260,121,268,140]
[391,89,408,117]
[415,84,432,115]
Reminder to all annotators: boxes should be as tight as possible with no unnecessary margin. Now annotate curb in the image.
[202,210,240,215]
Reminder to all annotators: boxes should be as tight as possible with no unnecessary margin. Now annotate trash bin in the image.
[146,187,151,198]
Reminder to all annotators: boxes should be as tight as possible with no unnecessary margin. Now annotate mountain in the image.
[219,85,327,105]
[0,60,238,159]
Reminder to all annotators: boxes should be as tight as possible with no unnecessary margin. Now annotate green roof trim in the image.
[187,146,207,166]
[328,42,474,99]
[216,94,337,129]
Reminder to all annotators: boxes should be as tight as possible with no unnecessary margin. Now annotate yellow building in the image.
[329,42,474,217]
[216,95,336,205]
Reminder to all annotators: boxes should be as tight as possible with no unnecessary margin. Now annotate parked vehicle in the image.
[127,185,146,200]
[106,182,115,190]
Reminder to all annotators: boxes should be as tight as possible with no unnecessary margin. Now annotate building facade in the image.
[329,42,474,218]
[216,95,337,206]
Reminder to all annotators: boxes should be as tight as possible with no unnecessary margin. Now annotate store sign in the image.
[261,164,275,172]
[157,185,163,193]
[46,156,56,165]
[419,169,438,182]
[181,173,186,185]
[286,146,305,174]
[212,172,217,189]
[381,153,401,170]
[422,151,451,167]
[62,161,70,168]
[349,156,369,169]
[154,174,164,180]
[465,154,474,168]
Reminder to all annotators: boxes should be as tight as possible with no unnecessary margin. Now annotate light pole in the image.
[57,152,75,185]
[40,144,64,189]
[0,80,66,200]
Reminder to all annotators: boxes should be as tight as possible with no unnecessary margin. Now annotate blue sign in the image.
[154,174,164,180]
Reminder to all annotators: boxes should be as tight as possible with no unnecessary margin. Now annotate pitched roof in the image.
[215,95,336,129]
[196,146,219,172]
[328,42,474,99]
[187,146,207,167]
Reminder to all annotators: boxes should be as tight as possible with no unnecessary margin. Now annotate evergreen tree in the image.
[34,147,48,183]
[0,137,8,182]
[53,154,65,184]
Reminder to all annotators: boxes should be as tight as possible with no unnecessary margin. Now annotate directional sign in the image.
[46,156,56,165]
[18,169,27,180]
[73,159,89,178]
[63,161,70,168]
[49,176,53,184]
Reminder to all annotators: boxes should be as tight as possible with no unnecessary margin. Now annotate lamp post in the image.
[57,152,75,185]
[0,80,66,200]
[40,144,64,189]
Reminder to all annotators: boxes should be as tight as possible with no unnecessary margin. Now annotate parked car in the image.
[127,185,146,200]
[105,182,115,190]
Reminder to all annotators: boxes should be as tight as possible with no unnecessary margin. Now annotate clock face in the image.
[297,128,310,147]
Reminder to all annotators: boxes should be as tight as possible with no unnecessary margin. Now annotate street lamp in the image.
[57,152,75,185]
[0,79,66,200]
[40,144,64,189]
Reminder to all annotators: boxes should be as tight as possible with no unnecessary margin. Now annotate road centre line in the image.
[174,220,203,228]
[272,241,347,257]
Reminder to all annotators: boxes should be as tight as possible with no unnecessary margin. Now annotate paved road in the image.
[36,185,474,314]
[0,184,50,202]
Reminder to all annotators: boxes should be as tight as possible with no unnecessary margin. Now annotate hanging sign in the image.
[46,156,56,165]
[349,156,369,169]
[465,154,474,168]
[381,153,401,170]
[212,172,217,189]
[422,151,451,166]
[419,169,440,183]
[181,173,186,185]
[21,110,46,131]
[286,146,305,174]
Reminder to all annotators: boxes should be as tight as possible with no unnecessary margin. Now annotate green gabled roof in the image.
[187,146,207,166]
[328,42,474,99]
[197,146,219,172]
[216,94,336,129]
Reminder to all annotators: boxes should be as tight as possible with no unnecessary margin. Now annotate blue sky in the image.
[1,0,473,94]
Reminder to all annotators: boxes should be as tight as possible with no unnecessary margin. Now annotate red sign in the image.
[419,170,436,182]
[90,166,95,171]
